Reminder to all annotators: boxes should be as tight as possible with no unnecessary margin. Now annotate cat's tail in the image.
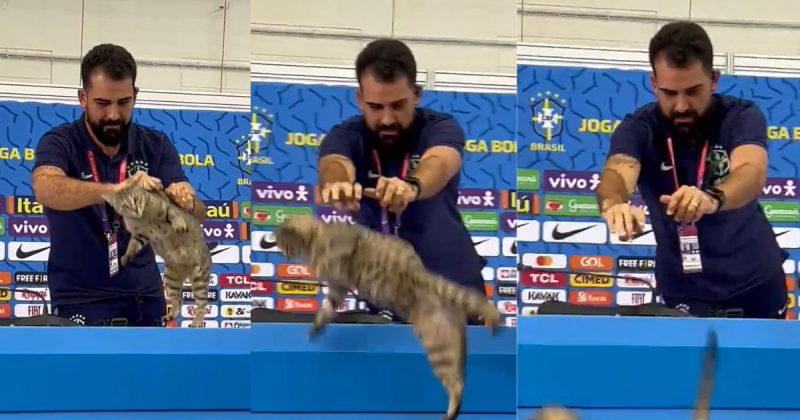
[428,273,501,331]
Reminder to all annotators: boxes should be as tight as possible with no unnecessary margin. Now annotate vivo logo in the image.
[252,182,311,203]
[543,170,600,193]
[457,189,496,209]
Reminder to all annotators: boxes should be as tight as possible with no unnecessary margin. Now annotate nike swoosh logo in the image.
[259,236,278,249]
[661,162,673,171]
[16,245,50,260]
[551,224,595,240]
[473,239,491,247]
[209,246,229,257]
[367,171,381,179]
[775,230,791,238]
[80,171,92,179]
[511,241,517,254]
[631,229,654,240]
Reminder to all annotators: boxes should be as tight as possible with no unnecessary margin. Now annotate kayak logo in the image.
[542,170,600,193]
[252,182,311,203]
[521,288,566,304]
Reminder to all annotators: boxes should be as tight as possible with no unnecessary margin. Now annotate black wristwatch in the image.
[403,176,422,200]
[702,186,725,212]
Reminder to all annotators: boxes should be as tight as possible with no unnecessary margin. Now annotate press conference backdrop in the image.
[249,81,519,326]
[0,100,251,327]
[516,64,800,318]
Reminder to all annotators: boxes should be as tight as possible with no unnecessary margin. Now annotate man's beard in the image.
[372,123,408,153]
[89,118,129,147]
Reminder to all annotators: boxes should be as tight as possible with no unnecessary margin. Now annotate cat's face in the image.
[103,184,146,219]
[275,214,319,259]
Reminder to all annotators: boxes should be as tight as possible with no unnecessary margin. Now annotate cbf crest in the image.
[235,106,273,178]
[530,91,567,141]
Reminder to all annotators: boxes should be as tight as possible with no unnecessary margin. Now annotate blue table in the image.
[252,323,516,419]
[0,322,514,419]
[517,315,800,419]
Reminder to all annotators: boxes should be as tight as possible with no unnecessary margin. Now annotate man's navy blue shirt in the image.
[318,108,486,293]
[609,94,787,301]
[33,114,188,307]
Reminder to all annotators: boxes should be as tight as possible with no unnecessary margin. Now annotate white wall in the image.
[518,0,800,77]
[0,0,250,94]
[251,0,517,80]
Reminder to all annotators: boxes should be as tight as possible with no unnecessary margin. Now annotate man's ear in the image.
[77,88,88,109]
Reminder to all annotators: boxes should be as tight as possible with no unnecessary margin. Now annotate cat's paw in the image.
[172,218,188,233]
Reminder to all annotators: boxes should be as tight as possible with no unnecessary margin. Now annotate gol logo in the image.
[787,277,795,291]
[569,273,613,288]
[569,291,612,306]
[0,272,10,285]
[277,264,316,278]
[569,255,613,271]
[278,298,319,312]
[277,281,319,295]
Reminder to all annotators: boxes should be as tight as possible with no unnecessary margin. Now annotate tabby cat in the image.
[274,214,501,420]
[102,182,212,328]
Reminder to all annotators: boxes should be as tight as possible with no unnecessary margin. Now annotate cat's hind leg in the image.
[161,266,184,326]
[308,283,346,338]
[188,263,212,328]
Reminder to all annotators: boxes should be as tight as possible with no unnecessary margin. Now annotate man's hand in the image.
[116,171,162,193]
[320,181,362,212]
[601,201,646,241]
[363,176,419,214]
[659,185,719,223]
[165,182,196,212]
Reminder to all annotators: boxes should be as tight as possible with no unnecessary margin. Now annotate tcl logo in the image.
[497,300,517,315]
[277,264,316,278]
[496,267,518,282]
[220,273,250,288]
[520,270,566,287]
[251,281,274,295]
[277,298,319,312]
[569,291,612,306]
[569,255,613,271]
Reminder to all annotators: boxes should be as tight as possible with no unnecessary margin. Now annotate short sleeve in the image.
[425,117,466,156]
[608,117,648,161]
[154,135,188,188]
[33,133,70,173]
[731,104,767,149]
[318,123,360,161]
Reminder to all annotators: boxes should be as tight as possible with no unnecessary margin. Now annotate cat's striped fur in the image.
[275,214,501,420]
[102,182,211,327]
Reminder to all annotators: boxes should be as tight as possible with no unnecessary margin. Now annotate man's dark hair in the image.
[355,38,417,87]
[80,44,138,89]
[649,21,714,74]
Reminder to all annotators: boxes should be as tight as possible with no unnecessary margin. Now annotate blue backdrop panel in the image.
[249,82,519,326]
[517,315,800,412]
[251,323,515,417]
[516,64,800,318]
[0,102,250,327]
[0,327,249,413]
